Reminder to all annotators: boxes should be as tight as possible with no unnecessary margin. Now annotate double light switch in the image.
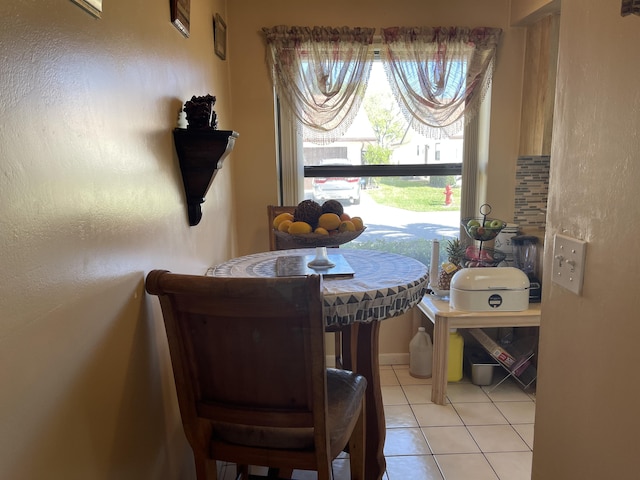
[551,234,587,295]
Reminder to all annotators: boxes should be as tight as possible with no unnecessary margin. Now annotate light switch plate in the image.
[551,234,587,295]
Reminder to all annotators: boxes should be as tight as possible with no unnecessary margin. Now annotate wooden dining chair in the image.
[267,204,298,250]
[145,270,366,480]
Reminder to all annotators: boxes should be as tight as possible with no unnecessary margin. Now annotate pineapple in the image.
[437,238,465,290]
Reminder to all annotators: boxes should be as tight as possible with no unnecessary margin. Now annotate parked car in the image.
[312,161,361,205]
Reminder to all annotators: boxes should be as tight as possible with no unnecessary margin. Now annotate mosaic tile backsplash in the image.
[514,155,550,228]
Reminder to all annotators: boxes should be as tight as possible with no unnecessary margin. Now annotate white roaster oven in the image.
[449,267,530,312]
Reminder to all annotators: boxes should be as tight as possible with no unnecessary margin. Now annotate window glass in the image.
[301,62,462,266]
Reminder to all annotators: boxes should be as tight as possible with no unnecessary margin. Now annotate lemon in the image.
[314,227,329,235]
[288,221,313,234]
[318,213,341,231]
[278,219,293,232]
[273,212,294,229]
[351,216,364,231]
[338,221,356,232]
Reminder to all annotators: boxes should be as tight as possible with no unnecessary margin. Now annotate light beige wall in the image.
[227,0,526,356]
[0,0,232,478]
[510,0,560,25]
[532,1,640,478]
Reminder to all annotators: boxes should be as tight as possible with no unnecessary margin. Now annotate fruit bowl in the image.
[462,217,506,242]
[461,246,506,268]
[273,227,366,248]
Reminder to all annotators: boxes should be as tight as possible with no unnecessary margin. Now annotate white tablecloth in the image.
[210,248,429,328]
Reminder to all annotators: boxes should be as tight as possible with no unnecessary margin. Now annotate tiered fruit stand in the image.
[461,204,507,267]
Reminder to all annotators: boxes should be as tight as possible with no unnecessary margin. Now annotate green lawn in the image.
[342,237,436,267]
[366,177,461,212]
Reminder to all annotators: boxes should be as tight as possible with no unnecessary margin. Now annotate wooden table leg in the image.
[431,314,450,405]
[342,322,386,480]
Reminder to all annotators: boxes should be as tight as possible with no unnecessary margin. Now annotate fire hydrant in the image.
[444,185,453,206]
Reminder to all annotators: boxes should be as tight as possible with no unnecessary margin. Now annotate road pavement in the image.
[331,191,461,243]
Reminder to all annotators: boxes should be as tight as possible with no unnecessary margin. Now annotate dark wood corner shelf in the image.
[172,128,239,226]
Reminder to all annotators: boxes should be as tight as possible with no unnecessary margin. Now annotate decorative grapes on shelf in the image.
[183,94,218,129]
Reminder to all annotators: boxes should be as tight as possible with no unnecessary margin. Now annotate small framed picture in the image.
[621,0,640,16]
[70,0,102,18]
[170,0,190,38]
[214,14,227,60]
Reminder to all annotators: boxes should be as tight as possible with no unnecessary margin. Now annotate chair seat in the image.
[211,368,367,452]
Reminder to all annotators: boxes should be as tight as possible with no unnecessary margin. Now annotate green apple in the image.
[467,219,481,228]
[489,219,503,229]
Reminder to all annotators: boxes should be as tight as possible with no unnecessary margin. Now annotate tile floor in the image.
[217,364,536,480]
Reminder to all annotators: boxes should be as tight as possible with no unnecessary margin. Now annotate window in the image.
[285,62,464,265]
[269,27,500,266]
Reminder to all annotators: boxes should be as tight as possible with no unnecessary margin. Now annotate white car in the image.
[312,161,361,205]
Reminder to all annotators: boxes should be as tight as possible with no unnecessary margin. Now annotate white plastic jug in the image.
[409,327,433,378]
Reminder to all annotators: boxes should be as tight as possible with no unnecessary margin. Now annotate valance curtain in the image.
[263,26,375,145]
[381,27,502,139]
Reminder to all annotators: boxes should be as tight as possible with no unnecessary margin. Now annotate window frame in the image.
[275,53,488,222]
[303,163,461,179]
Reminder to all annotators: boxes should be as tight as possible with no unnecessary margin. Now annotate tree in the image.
[362,92,407,165]
[363,144,392,165]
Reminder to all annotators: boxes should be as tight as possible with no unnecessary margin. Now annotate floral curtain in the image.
[263,26,375,145]
[381,27,502,139]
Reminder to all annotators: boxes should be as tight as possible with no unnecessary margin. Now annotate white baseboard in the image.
[379,353,410,366]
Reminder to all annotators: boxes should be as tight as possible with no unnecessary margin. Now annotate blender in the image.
[511,235,542,302]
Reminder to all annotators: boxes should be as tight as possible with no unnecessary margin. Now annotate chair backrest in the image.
[267,205,298,250]
[145,271,328,466]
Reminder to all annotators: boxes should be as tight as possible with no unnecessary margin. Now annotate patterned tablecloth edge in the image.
[324,273,428,326]
[208,250,429,327]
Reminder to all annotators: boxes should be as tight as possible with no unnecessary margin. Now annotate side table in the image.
[417,295,541,405]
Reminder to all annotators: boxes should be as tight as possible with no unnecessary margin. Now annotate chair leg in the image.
[338,323,362,373]
[317,459,332,480]
[334,330,342,369]
[236,464,249,479]
[351,323,361,372]
[348,400,366,480]
[194,455,216,480]
[268,467,293,478]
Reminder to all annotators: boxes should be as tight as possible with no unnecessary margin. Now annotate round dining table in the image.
[210,248,429,480]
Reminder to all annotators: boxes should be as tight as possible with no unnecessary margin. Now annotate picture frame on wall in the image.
[621,0,640,16]
[70,0,102,18]
[214,14,227,60]
[170,0,190,38]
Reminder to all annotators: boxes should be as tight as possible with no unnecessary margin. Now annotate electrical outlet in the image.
[551,234,587,295]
